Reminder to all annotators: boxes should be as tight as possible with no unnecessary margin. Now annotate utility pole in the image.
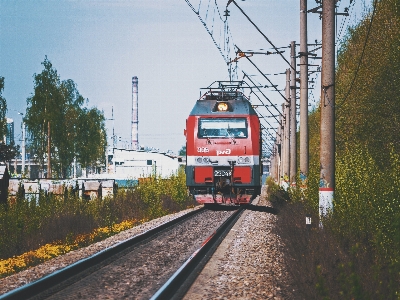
[300,0,309,177]
[277,114,283,183]
[280,103,285,182]
[16,111,25,176]
[271,151,276,181]
[284,69,290,181]
[275,124,281,182]
[112,106,116,149]
[22,121,25,175]
[320,0,335,219]
[290,41,297,184]
[73,157,76,179]
[47,121,51,178]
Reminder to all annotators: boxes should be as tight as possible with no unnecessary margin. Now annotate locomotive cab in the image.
[185,82,262,205]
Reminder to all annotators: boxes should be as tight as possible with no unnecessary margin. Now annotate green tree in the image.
[0,77,7,138]
[335,0,400,168]
[0,143,19,163]
[25,57,62,177]
[52,79,85,177]
[0,77,20,163]
[75,107,107,176]
[25,57,107,178]
[178,145,186,156]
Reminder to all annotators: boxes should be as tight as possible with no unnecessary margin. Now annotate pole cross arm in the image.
[307,5,322,13]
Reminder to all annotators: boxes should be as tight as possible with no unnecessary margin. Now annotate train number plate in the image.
[214,170,231,177]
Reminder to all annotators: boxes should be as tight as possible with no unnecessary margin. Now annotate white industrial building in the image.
[105,149,182,179]
[97,76,183,180]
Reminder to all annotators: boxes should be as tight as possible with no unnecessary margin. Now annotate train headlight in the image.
[237,156,251,164]
[196,157,210,164]
[217,102,229,112]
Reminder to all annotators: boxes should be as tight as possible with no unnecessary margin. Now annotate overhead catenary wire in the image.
[337,0,377,112]
[185,0,226,61]
[242,71,283,119]
[254,108,280,142]
[336,0,356,46]
[236,45,288,103]
[306,1,370,112]
[227,0,294,71]
[257,112,280,133]
[262,130,276,143]
[256,110,279,135]
[262,140,274,152]
[261,124,278,140]
[185,0,237,79]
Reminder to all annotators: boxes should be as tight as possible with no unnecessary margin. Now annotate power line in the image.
[242,71,283,119]
[337,0,377,112]
[227,0,294,71]
[185,0,237,79]
[236,45,288,103]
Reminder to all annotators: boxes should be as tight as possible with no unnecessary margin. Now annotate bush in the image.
[267,147,400,299]
[0,169,195,260]
[272,0,400,297]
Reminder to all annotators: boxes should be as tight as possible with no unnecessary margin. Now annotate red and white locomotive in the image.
[185,81,262,205]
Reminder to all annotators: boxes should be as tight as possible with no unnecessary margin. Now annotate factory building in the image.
[95,75,183,180]
[103,76,184,179]
[109,149,182,179]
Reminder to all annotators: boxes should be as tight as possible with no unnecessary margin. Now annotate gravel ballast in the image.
[184,188,294,300]
[43,209,235,299]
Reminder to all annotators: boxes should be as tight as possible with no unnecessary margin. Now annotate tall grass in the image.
[333,145,400,298]
[0,168,195,260]
[267,145,400,299]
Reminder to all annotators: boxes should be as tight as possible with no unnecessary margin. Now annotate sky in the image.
[0,0,371,155]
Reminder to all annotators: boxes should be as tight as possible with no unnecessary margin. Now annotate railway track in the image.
[0,205,244,300]
[0,208,204,300]
[151,204,245,300]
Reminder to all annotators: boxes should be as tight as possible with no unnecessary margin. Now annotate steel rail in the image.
[150,204,246,300]
[0,207,205,300]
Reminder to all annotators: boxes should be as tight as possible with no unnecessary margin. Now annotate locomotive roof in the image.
[189,97,258,116]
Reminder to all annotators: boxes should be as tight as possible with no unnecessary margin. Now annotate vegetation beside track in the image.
[268,173,399,300]
[0,169,195,278]
[269,0,399,298]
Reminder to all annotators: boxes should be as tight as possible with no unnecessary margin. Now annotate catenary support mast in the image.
[319,0,335,219]
[290,41,297,183]
[300,0,309,177]
[284,69,290,180]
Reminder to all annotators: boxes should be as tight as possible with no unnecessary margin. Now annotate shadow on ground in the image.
[245,204,278,214]
[203,203,277,214]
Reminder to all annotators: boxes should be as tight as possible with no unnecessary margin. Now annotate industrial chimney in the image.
[131,76,139,150]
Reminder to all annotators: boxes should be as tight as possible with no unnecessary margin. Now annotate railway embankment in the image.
[0,186,295,300]
[266,174,400,299]
[0,205,203,296]
[2,177,398,299]
[184,187,295,300]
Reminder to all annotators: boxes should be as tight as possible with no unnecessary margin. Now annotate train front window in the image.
[198,118,248,138]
